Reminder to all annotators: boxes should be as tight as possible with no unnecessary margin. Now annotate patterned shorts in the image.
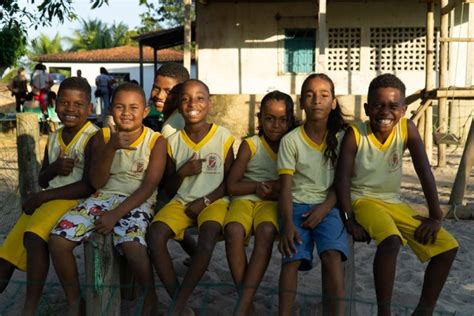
[51,192,155,249]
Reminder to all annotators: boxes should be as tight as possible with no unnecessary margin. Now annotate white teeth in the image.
[189,110,200,116]
[64,115,76,120]
[378,119,392,125]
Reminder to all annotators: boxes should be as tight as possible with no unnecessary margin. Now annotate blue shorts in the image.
[281,203,349,271]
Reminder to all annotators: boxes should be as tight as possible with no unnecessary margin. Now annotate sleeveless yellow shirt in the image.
[167,124,234,204]
[351,118,408,203]
[47,121,99,189]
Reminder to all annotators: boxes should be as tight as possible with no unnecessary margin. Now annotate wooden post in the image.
[438,0,449,167]
[16,113,41,203]
[184,0,192,74]
[419,112,426,143]
[449,118,474,206]
[344,238,355,315]
[316,0,328,72]
[425,1,435,164]
[84,233,121,315]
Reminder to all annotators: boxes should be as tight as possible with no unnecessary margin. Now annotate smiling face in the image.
[300,77,336,123]
[364,87,406,141]
[110,90,149,132]
[178,80,210,125]
[149,75,179,113]
[260,99,290,142]
[55,89,92,132]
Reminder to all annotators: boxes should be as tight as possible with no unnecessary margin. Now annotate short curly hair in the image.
[58,77,92,103]
[155,62,190,84]
[367,73,406,105]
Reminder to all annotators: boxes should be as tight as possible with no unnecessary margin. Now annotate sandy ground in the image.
[0,102,472,314]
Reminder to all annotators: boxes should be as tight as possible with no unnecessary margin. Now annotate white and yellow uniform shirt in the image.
[233,135,278,202]
[350,118,408,203]
[161,109,185,138]
[47,121,99,189]
[277,126,343,204]
[100,126,161,203]
[168,124,234,204]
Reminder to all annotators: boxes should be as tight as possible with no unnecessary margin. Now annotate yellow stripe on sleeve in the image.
[102,127,110,144]
[245,138,257,159]
[350,124,361,147]
[149,132,162,151]
[278,168,295,175]
[166,142,173,158]
[224,136,235,159]
[401,118,408,145]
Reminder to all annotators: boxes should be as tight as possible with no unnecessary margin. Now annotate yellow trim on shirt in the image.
[300,127,326,152]
[245,138,257,159]
[278,168,295,175]
[59,121,93,156]
[224,136,235,159]
[129,127,148,149]
[260,136,277,161]
[401,118,408,145]
[167,142,173,158]
[180,123,218,152]
[149,132,162,151]
[102,127,110,144]
[351,124,361,147]
[367,122,396,151]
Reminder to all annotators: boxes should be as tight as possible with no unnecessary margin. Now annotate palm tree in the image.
[110,22,134,47]
[67,18,112,51]
[29,33,64,56]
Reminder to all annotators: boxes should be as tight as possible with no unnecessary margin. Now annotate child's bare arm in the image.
[163,152,206,197]
[38,147,74,188]
[278,174,302,257]
[23,140,96,214]
[94,136,167,234]
[406,120,442,244]
[335,128,370,242]
[184,145,234,219]
[226,140,258,196]
[300,187,337,229]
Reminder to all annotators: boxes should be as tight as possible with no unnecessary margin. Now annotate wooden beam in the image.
[440,37,474,42]
[184,0,192,73]
[425,1,435,164]
[436,89,474,98]
[438,0,449,167]
[410,99,433,122]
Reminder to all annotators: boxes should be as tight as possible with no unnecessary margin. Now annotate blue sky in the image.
[26,0,147,41]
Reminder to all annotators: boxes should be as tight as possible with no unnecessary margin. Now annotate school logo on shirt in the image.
[387,150,401,172]
[204,153,221,174]
[132,159,146,173]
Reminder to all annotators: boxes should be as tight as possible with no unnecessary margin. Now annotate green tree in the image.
[111,22,136,47]
[29,33,63,56]
[67,18,112,51]
[0,23,27,77]
[138,0,194,31]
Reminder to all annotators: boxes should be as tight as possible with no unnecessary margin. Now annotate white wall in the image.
[197,1,470,96]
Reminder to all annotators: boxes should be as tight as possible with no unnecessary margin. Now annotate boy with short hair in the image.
[0,77,99,315]
[146,62,189,136]
[147,79,234,315]
[336,74,458,315]
[49,83,167,315]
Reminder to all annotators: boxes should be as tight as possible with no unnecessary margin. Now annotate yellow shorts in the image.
[152,198,229,241]
[0,199,78,271]
[224,199,279,244]
[353,198,459,262]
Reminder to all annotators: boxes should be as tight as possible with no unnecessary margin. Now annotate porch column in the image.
[316,0,328,72]
[184,0,192,73]
[139,42,144,88]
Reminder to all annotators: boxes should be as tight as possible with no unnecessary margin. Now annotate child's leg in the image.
[49,235,82,312]
[0,259,15,292]
[414,247,457,315]
[320,250,345,316]
[22,232,50,316]
[147,222,179,298]
[224,222,248,289]
[278,261,301,316]
[237,222,276,315]
[121,241,157,316]
[178,231,197,257]
[374,235,401,316]
[171,221,222,315]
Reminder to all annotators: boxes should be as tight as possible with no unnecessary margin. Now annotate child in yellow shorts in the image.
[0,77,98,315]
[147,79,234,315]
[224,90,295,315]
[336,74,458,315]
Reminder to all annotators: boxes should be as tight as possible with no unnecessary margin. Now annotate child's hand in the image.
[177,153,206,178]
[184,198,205,219]
[345,219,371,242]
[256,182,272,199]
[413,215,441,245]
[108,123,137,151]
[278,224,303,257]
[22,192,45,215]
[301,205,328,229]
[52,148,75,176]
[94,211,120,234]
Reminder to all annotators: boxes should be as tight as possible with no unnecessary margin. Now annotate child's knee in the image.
[255,222,277,240]
[224,222,245,241]
[147,222,173,244]
[48,235,75,254]
[320,250,343,265]
[378,235,402,254]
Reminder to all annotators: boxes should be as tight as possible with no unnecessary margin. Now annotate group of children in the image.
[0,62,459,316]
